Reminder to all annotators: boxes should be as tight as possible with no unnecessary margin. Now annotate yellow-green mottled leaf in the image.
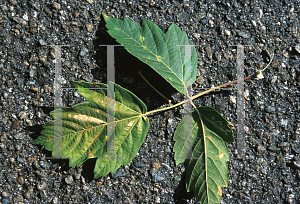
[32,81,149,179]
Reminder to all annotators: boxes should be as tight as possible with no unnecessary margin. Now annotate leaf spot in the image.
[218,186,222,195]
[217,153,224,159]
[128,120,134,127]
[68,113,106,124]
[100,99,106,105]
[91,132,101,143]
[139,35,145,42]
[87,151,94,158]
[47,137,52,142]
[157,55,162,62]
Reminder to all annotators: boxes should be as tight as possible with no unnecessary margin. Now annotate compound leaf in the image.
[32,81,149,179]
[102,13,197,94]
[173,106,234,204]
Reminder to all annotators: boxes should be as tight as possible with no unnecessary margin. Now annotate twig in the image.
[143,49,275,116]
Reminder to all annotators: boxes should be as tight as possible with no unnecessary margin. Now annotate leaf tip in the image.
[102,13,107,18]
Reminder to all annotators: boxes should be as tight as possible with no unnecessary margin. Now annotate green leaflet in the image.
[32,81,149,179]
[173,107,234,204]
[102,13,198,94]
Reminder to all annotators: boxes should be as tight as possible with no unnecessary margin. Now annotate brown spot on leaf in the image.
[68,113,106,124]
[87,152,93,157]
[91,132,100,143]
[218,186,222,195]
[217,153,224,159]
[128,120,134,127]
[85,125,91,131]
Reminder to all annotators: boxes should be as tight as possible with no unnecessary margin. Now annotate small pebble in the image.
[270,76,277,83]
[152,162,161,169]
[238,31,251,38]
[293,161,300,168]
[17,176,24,185]
[3,92,8,99]
[30,87,39,92]
[13,17,27,25]
[39,39,46,46]
[244,89,249,100]
[65,175,74,184]
[229,95,236,104]
[150,169,165,183]
[281,119,288,127]
[9,0,17,5]
[257,145,266,154]
[37,181,47,190]
[257,158,264,165]
[205,45,212,59]
[196,76,204,85]
[74,173,81,180]
[14,133,23,140]
[52,2,61,10]
[52,197,59,204]
[268,145,281,153]
[224,30,231,36]
[251,20,257,27]
[295,44,300,54]
[2,192,9,197]
[80,47,89,56]
[192,33,200,38]
[85,23,93,32]
[22,13,29,21]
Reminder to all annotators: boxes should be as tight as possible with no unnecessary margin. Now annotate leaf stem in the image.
[143,50,274,117]
[143,76,252,116]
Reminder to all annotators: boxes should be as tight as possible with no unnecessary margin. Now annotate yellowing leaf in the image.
[32,81,149,179]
